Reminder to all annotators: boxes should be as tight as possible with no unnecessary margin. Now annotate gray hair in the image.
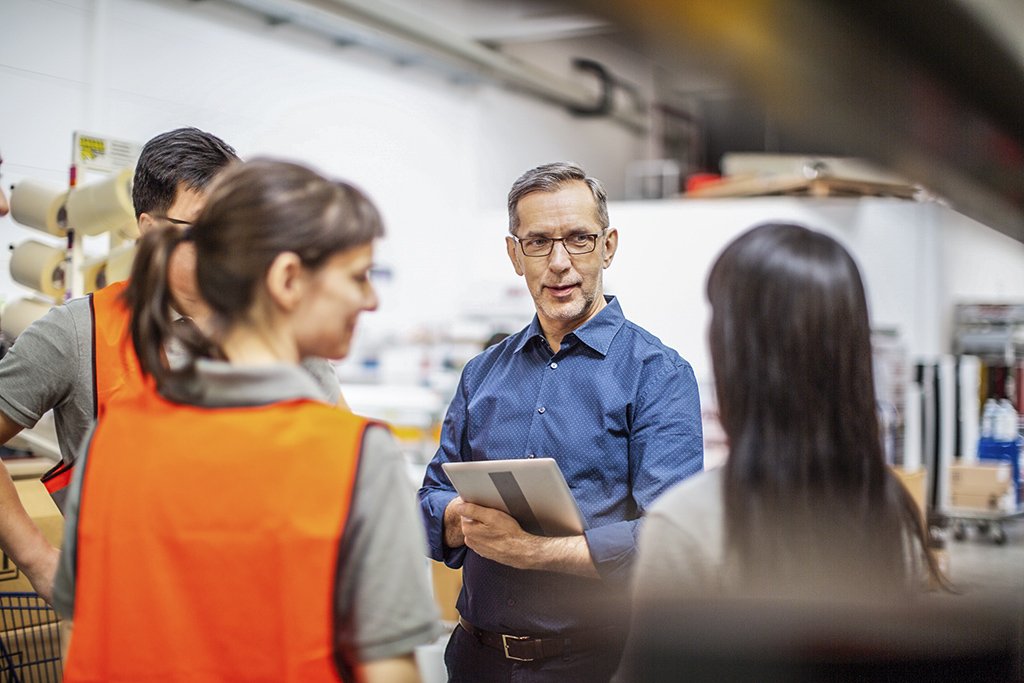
[507,161,608,235]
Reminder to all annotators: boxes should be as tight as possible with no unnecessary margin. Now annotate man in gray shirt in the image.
[0,128,258,603]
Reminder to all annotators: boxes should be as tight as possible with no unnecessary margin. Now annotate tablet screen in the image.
[442,458,587,536]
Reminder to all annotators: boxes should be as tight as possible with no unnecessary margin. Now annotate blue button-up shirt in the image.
[419,296,703,635]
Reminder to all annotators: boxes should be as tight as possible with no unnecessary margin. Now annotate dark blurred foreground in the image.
[617,595,1023,682]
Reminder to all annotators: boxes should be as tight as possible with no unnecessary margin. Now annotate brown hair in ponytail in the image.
[123,158,384,398]
[122,226,220,396]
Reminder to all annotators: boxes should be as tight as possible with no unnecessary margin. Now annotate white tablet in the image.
[442,458,587,537]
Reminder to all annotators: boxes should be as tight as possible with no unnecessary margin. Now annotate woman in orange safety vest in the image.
[53,159,440,683]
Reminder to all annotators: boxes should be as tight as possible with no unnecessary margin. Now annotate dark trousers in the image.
[444,622,624,683]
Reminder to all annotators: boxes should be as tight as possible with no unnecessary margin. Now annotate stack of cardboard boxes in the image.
[948,462,1014,511]
[430,561,462,624]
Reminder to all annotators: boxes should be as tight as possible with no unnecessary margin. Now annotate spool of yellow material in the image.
[10,241,67,299]
[114,218,140,241]
[10,180,68,236]
[104,243,137,284]
[1,298,55,339]
[65,168,134,236]
[82,258,108,294]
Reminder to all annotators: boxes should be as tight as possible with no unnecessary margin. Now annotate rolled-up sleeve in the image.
[585,358,703,582]
[418,371,468,568]
[335,426,441,665]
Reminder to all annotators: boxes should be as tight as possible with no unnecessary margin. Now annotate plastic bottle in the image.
[980,398,999,439]
[997,399,1017,443]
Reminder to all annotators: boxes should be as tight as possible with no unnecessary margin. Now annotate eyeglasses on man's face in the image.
[156,215,193,229]
[513,230,605,257]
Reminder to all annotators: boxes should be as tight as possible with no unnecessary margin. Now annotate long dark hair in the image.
[708,222,945,595]
[124,158,384,396]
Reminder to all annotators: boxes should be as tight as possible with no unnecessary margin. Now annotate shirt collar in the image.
[191,359,327,407]
[514,295,624,357]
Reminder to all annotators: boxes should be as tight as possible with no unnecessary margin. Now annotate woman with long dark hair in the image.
[614,222,947,679]
[54,159,439,682]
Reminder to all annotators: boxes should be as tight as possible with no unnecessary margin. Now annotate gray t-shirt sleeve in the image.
[336,425,441,664]
[299,357,342,405]
[0,299,94,465]
[0,303,84,428]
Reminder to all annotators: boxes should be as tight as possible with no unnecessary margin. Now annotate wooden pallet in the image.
[686,173,921,199]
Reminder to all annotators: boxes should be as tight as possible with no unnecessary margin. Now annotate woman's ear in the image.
[264,252,306,311]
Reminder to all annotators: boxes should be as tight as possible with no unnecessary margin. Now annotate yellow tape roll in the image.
[10,180,68,237]
[82,258,108,294]
[104,243,137,284]
[1,298,55,339]
[65,168,134,236]
[10,240,67,299]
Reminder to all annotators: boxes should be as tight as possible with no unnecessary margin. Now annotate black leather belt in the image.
[458,616,612,662]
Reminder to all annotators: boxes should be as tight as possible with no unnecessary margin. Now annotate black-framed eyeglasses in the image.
[512,230,605,257]
[155,216,193,229]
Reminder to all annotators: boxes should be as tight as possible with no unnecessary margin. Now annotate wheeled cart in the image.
[944,506,1024,545]
[0,592,63,682]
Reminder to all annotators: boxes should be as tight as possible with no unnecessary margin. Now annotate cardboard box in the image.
[891,466,927,522]
[0,619,64,681]
[430,561,462,624]
[949,491,1013,512]
[0,478,64,631]
[948,463,1012,499]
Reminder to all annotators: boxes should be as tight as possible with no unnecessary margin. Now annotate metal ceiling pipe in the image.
[219,0,649,134]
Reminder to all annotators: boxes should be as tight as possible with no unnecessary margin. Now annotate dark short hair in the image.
[131,127,238,218]
[507,162,608,235]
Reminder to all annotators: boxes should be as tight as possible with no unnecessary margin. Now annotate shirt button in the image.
[537,406,545,414]
[507,598,516,607]
[526,453,536,459]
[550,362,558,369]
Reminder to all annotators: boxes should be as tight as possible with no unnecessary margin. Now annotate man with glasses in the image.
[0,129,238,603]
[420,162,703,682]
[0,128,338,603]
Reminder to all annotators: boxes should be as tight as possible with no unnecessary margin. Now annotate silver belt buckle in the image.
[501,633,534,661]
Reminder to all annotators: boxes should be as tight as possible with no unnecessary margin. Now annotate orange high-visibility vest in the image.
[42,280,139,494]
[91,279,141,420]
[64,386,368,683]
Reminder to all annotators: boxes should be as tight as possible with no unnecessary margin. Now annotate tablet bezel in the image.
[442,458,587,537]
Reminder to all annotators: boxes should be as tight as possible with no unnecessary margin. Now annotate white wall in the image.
[3,0,1024,373]
[601,197,943,386]
[0,0,648,331]
[937,206,1024,346]
[601,198,1024,390]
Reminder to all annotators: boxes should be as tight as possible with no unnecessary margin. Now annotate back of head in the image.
[708,222,876,464]
[132,127,238,218]
[707,222,923,596]
[506,161,608,234]
[125,158,384,394]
